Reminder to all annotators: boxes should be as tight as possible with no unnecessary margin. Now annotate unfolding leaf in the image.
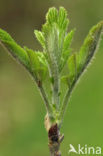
[57,7,69,31]
[63,30,75,53]
[66,21,103,90]
[0,29,14,42]
[77,21,103,75]
[46,7,58,26]
[0,29,30,69]
[25,47,47,80]
[60,29,75,71]
[37,52,47,67]
[68,53,77,87]
[25,47,40,70]
[35,7,72,77]
[34,30,46,49]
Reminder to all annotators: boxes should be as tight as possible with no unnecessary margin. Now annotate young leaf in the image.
[25,47,47,81]
[66,21,103,90]
[67,53,77,87]
[0,29,30,69]
[41,7,70,70]
[63,30,75,53]
[59,21,103,125]
[34,30,46,50]
[60,29,75,71]
[77,21,103,74]
[58,7,69,31]
[46,7,58,26]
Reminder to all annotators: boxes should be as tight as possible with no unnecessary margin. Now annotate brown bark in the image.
[48,124,64,156]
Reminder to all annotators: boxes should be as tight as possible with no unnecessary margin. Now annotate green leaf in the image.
[63,29,75,53]
[66,21,103,89]
[36,51,47,67]
[0,29,14,42]
[60,29,75,71]
[25,47,47,80]
[58,7,69,32]
[39,7,71,78]
[34,30,46,50]
[46,7,58,26]
[25,47,40,70]
[46,24,59,65]
[68,53,77,87]
[40,7,75,75]
[36,67,47,81]
[77,21,103,74]
[0,29,30,69]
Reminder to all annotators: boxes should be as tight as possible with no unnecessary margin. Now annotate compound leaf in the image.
[25,47,47,80]
[66,21,103,90]
[0,29,30,69]
[77,21,103,74]
[35,7,72,77]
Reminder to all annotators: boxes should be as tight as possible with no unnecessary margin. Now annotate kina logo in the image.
[68,144,102,155]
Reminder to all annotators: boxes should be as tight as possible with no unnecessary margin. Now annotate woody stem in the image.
[48,124,64,156]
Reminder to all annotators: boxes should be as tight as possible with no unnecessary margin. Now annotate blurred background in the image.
[0,0,103,155]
